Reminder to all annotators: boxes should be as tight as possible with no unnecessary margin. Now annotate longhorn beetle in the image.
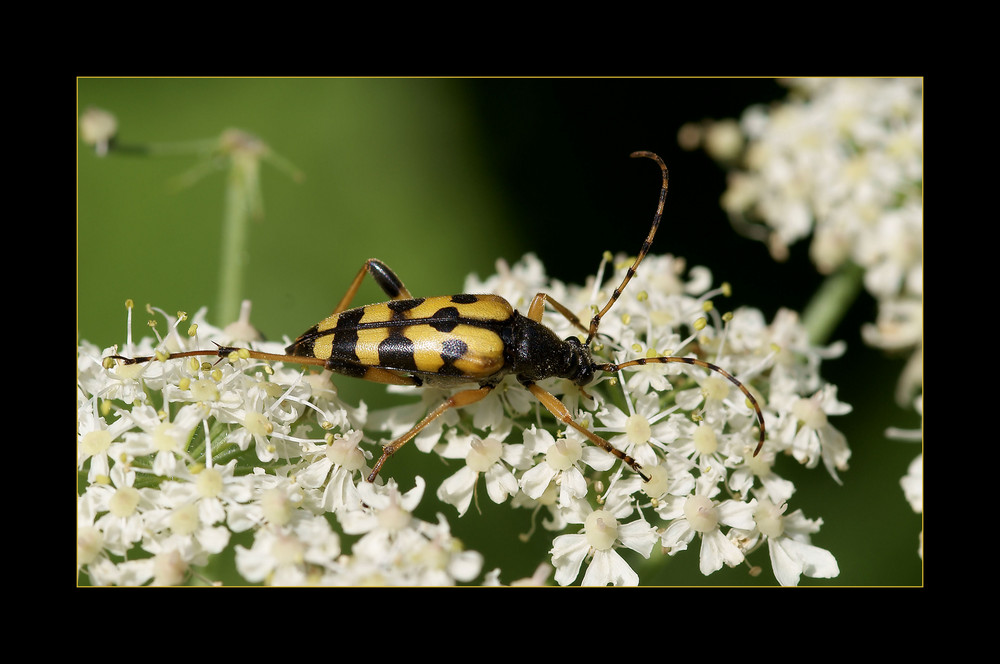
[112,151,766,484]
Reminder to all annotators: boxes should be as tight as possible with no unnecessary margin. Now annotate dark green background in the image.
[77,78,922,586]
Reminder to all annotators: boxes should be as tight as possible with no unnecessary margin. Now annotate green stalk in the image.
[216,160,253,326]
[801,261,865,346]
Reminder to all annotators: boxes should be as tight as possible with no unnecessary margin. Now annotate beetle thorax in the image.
[504,313,595,385]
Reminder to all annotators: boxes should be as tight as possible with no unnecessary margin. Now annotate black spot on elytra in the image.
[329,308,364,362]
[441,338,468,362]
[429,306,460,333]
[438,338,469,376]
[450,294,478,304]
[387,298,425,313]
[378,334,418,371]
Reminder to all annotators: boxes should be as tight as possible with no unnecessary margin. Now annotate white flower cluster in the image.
[78,254,846,586]
[78,306,482,586]
[687,77,923,556]
[710,79,921,288]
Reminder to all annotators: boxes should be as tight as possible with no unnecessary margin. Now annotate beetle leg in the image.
[366,385,495,483]
[333,258,414,315]
[526,292,590,336]
[110,344,331,368]
[522,380,649,482]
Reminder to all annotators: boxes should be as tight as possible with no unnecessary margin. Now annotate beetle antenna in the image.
[109,343,327,368]
[585,151,668,346]
[597,355,766,456]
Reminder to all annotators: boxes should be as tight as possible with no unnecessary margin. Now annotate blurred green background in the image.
[77,78,922,586]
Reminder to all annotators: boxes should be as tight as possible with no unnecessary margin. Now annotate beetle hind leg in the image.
[333,258,414,315]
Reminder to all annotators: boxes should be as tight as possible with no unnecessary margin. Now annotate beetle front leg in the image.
[526,292,590,336]
[522,380,649,482]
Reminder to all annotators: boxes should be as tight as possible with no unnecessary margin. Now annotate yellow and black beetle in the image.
[113,152,766,483]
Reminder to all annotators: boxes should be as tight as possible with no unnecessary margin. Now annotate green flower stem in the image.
[216,161,253,326]
[189,420,230,463]
[801,261,865,346]
[89,115,304,327]
[208,438,251,467]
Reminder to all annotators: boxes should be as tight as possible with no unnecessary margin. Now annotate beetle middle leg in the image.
[367,384,495,483]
